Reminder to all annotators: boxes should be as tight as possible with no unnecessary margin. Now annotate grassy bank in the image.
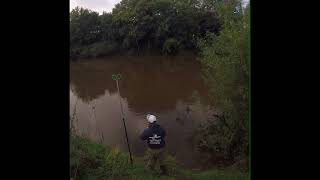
[70,134,247,180]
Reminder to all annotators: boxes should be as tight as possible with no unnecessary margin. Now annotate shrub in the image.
[162,38,180,55]
[71,42,119,59]
[195,0,249,169]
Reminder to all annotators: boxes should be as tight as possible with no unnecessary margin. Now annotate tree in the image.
[70,0,222,58]
[99,12,113,42]
[197,0,249,168]
[70,7,101,48]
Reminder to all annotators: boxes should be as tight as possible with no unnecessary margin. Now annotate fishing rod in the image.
[88,101,103,143]
[112,73,133,165]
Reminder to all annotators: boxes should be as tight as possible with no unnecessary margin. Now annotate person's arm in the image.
[140,129,148,140]
[162,128,166,138]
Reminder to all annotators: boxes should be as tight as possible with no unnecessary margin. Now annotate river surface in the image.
[70,55,214,169]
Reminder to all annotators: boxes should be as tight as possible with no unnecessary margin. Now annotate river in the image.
[70,55,214,169]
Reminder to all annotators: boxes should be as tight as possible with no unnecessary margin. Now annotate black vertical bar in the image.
[122,117,133,165]
[115,79,133,165]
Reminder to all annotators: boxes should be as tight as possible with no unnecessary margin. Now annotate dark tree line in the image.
[70,0,221,59]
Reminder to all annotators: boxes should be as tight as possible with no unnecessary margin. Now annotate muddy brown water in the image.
[70,55,215,169]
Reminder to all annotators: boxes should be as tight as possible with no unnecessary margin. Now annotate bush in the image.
[162,38,180,55]
[70,133,246,179]
[70,48,81,60]
[105,148,131,176]
[70,42,118,59]
[195,0,249,169]
[70,134,108,179]
[89,42,118,57]
[194,114,247,167]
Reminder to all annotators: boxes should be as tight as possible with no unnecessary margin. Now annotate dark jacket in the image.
[140,123,166,149]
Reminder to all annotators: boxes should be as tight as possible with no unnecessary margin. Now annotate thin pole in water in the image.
[113,74,133,165]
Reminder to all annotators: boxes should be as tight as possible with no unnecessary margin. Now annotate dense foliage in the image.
[196,0,249,169]
[194,0,250,168]
[70,0,220,59]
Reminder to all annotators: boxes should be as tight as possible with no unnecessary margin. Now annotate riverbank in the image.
[70,42,199,61]
[70,133,247,180]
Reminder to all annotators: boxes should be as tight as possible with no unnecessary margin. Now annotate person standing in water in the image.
[140,114,167,175]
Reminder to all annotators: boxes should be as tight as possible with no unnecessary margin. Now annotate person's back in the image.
[140,122,166,149]
[140,114,167,175]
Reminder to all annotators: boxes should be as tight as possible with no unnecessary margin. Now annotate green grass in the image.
[70,134,247,180]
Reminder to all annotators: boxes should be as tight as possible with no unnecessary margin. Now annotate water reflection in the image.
[70,55,211,168]
[70,55,208,112]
